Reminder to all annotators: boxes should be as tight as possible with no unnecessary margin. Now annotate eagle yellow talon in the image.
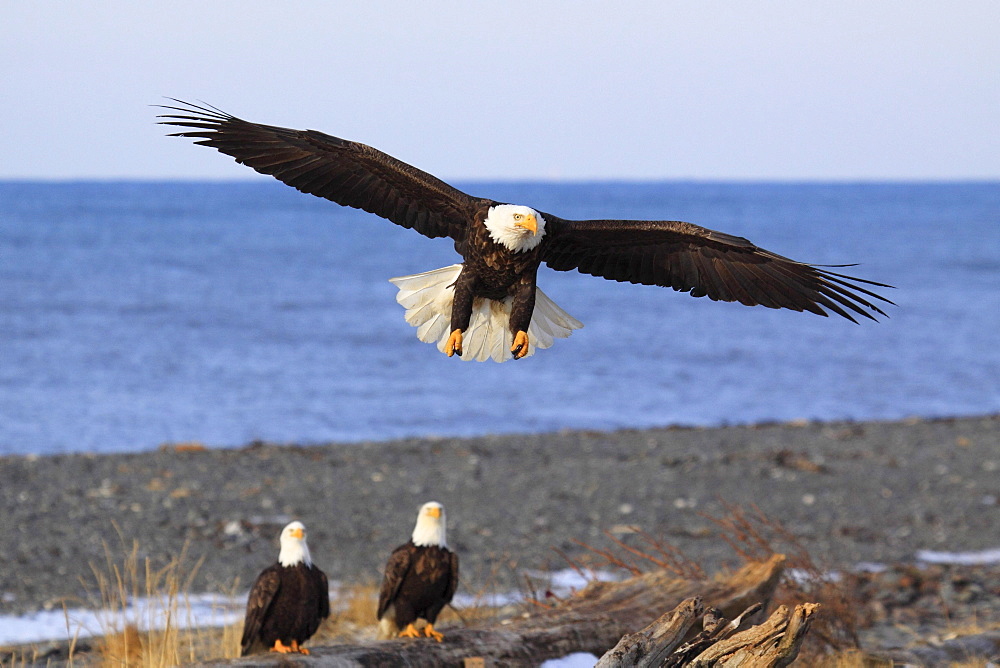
[269,640,294,654]
[511,330,529,359]
[445,329,463,357]
[423,623,444,642]
[398,623,421,639]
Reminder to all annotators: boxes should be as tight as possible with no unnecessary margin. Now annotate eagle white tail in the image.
[376,607,399,639]
[389,264,583,362]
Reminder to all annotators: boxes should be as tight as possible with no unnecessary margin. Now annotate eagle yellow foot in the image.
[290,640,309,655]
[398,623,422,639]
[423,623,444,642]
[269,640,295,654]
[511,330,529,359]
[445,329,463,357]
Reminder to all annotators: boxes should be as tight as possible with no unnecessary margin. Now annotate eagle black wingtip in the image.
[843,301,890,324]
[155,98,234,125]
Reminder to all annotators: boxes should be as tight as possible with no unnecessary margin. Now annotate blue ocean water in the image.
[1,181,998,455]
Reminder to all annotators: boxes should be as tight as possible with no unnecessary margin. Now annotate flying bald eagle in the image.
[241,521,329,656]
[377,502,459,642]
[160,101,893,362]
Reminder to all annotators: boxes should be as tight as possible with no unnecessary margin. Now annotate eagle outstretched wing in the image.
[161,101,892,323]
[540,215,893,322]
[377,545,412,620]
[159,100,485,243]
[240,566,281,655]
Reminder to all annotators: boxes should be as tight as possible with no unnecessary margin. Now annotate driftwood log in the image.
[204,554,786,667]
[596,597,819,667]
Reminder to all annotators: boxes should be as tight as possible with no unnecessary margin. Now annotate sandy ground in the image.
[1,414,997,623]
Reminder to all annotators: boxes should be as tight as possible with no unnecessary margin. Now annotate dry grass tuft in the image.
[96,623,143,665]
[334,582,381,627]
[808,649,895,667]
[83,529,241,667]
[0,649,39,668]
[812,652,993,668]
[312,582,381,644]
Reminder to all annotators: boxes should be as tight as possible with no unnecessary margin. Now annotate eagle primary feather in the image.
[160,100,893,361]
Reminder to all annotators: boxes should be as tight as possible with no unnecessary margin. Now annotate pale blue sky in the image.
[2,1,997,180]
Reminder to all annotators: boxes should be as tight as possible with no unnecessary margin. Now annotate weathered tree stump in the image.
[595,596,820,668]
[594,596,707,667]
[683,602,818,667]
[200,554,786,667]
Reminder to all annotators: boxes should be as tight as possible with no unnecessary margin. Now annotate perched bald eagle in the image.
[241,521,329,656]
[160,101,893,362]
[377,502,459,642]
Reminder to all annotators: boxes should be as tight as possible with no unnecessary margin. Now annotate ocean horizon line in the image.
[2,176,998,186]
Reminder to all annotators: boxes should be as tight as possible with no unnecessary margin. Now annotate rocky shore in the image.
[1,414,998,651]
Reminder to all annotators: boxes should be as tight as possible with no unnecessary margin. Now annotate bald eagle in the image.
[241,521,330,656]
[160,101,893,362]
[377,502,459,642]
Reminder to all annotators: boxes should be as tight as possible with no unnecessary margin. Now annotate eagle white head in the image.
[411,501,448,548]
[277,520,313,567]
[483,204,546,253]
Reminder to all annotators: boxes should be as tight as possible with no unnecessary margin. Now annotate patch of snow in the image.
[915,547,1000,565]
[541,652,599,667]
[0,593,243,645]
[854,561,889,573]
[524,568,622,594]
[452,568,622,610]
[0,609,79,645]
[786,567,841,585]
[451,590,522,608]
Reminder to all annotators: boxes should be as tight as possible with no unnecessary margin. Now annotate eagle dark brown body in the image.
[452,213,543,336]
[241,561,329,656]
[240,520,330,656]
[378,542,459,635]
[376,502,458,641]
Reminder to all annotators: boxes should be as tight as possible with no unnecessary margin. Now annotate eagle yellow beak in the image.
[515,213,538,235]
[290,527,305,539]
[427,506,442,518]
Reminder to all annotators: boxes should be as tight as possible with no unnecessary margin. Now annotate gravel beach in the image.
[2,413,997,623]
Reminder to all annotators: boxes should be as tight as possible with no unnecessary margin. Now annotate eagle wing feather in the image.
[444,550,460,605]
[240,566,281,654]
[541,216,893,322]
[377,545,412,621]
[159,100,484,243]
[315,567,331,624]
